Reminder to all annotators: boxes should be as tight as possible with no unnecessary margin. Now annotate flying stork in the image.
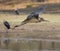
[14,6,49,28]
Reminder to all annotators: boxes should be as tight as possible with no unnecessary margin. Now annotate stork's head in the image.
[3,20,10,29]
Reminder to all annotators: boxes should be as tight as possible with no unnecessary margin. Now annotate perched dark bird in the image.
[14,8,19,15]
[14,6,49,28]
[3,21,10,29]
[3,21,11,33]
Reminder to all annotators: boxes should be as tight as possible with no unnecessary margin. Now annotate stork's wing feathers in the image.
[26,6,46,20]
[32,7,45,14]
[31,6,47,15]
[32,8,44,14]
[27,7,45,19]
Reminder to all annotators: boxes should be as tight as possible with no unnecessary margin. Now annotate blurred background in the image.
[0,0,60,51]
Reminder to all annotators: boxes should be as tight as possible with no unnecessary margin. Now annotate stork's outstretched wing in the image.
[26,5,47,20]
[31,5,47,14]
[31,7,44,15]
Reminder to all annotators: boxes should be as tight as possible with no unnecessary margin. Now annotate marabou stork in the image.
[14,6,49,28]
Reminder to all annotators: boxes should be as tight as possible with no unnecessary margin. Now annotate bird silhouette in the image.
[14,6,49,28]
[3,21,11,33]
[3,21,10,29]
[14,8,19,15]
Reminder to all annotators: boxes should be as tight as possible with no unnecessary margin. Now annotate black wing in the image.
[27,6,47,20]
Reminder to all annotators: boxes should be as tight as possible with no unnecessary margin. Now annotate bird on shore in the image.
[14,8,20,15]
[3,21,11,33]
